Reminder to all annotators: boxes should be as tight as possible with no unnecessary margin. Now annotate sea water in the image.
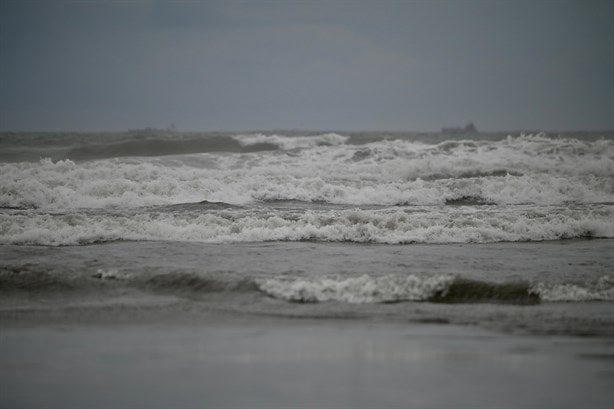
[1,130,613,335]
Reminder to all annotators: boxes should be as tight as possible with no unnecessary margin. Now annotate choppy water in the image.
[1,130,613,334]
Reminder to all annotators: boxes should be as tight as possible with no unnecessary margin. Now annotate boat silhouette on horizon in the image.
[441,122,478,135]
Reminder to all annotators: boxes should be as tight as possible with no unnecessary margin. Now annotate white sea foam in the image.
[531,276,614,302]
[95,268,131,280]
[2,206,613,246]
[232,133,350,149]
[257,274,455,303]
[1,135,613,210]
[0,158,252,209]
[258,274,614,303]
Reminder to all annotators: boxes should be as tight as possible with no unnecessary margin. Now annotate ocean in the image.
[1,130,614,407]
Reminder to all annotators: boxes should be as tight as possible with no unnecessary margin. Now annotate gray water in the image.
[2,130,614,408]
[2,239,613,336]
[1,130,613,333]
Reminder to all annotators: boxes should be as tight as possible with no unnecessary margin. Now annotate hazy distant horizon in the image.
[1,1,612,132]
[2,126,614,135]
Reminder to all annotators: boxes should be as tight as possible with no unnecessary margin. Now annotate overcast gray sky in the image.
[1,0,612,132]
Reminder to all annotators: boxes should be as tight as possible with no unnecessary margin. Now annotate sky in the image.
[0,0,612,132]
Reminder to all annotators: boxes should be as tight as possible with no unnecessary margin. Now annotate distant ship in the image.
[128,124,177,136]
[441,122,478,135]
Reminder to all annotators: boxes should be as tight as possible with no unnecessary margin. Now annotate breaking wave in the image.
[531,275,614,302]
[257,274,454,303]
[1,137,613,210]
[232,133,349,150]
[62,132,351,161]
[65,136,261,160]
[2,206,613,246]
[258,274,614,304]
[2,266,611,304]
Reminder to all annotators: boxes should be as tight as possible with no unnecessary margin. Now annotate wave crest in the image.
[257,274,614,304]
[1,156,612,210]
[2,266,611,304]
[2,206,613,246]
[232,133,349,150]
[530,276,614,302]
[257,274,454,303]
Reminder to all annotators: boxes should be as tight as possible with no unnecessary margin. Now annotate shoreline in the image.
[2,238,612,407]
[1,290,613,337]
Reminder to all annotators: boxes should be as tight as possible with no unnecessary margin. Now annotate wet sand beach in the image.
[2,308,613,409]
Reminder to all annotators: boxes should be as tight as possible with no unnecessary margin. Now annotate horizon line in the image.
[2,127,614,134]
